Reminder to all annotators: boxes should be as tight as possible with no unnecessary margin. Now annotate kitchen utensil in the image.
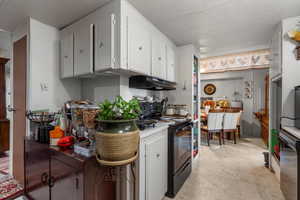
[166,105,175,115]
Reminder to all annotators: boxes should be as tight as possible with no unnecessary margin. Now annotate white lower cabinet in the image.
[139,129,168,200]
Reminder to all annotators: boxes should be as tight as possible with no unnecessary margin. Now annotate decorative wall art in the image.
[287,27,300,60]
[244,81,253,99]
[204,84,216,95]
[200,49,271,74]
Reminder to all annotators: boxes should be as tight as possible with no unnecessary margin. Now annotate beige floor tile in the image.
[165,138,285,200]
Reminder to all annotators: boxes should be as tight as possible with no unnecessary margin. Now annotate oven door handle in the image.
[176,124,193,133]
[279,133,297,151]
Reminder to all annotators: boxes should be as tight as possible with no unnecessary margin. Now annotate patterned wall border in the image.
[200,49,271,74]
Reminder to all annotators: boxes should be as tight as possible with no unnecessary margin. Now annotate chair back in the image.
[207,112,224,131]
[204,106,210,114]
[223,112,240,130]
[237,111,243,126]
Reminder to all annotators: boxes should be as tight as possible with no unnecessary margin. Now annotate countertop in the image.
[282,126,300,139]
[139,121,173,139]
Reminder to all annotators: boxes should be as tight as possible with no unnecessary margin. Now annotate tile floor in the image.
[166,138,285,200]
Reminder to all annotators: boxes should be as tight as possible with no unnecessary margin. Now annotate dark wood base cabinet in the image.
[24,139,116,200]
[0,119,9,153]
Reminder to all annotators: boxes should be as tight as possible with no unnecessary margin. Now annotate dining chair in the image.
[222,112,240,144]
[236,111,243,138]
[201,112,224,146]
[204,106,210,114]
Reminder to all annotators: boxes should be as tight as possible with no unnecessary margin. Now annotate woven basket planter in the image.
[95,120,139,166]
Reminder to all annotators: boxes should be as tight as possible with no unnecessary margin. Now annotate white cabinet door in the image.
[61,33,74,78]
[95,14,116,72]
[128,16,151,75]
[139,139,146,200]
[74,22,94,76]
[145,135,164,200]
[166,45,175,82]
[151,35,166,79]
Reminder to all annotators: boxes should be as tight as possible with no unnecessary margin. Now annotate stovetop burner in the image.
[136,119,158,130]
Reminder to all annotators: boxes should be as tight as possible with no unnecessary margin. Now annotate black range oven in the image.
[166,120,192,198]
[279,129,300,200]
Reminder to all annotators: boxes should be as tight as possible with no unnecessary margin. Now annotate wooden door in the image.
[95,14,115,72]
[145,136,164,200]
[61,32,74,78]
[128,16,151,75]
[50,158,83,200]
[24,140,50,200]
[12,36,27,184]
[74,21,94,76]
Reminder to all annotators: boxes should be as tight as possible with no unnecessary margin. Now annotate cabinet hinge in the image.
[112,57,116,65]
[111,14,116,25]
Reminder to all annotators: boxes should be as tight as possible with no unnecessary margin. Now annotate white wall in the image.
[120,75,154,101]
[29,18,81,111]
[81,75,120,102]
[166,45,198,113]
[281,16,300,126]
[81,74,157,103]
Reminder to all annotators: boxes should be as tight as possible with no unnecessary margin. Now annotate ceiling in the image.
[0,0,110,31]
[1,0,300,56]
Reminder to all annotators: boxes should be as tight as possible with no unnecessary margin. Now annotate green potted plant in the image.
[95,96,141,166]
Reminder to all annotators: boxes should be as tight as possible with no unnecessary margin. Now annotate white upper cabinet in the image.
[60,32,74,78]
[94,14,116,72]
[127,13,151,75]
[60,0,176,81]
[151,33,166,79]
[166,45,176,82]
[74,21,94,76]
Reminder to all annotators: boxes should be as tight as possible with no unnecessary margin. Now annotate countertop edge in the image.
[282,126,300,139]
[139,123,170,139]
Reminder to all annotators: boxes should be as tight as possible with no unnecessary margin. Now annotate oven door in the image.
[279,131,299,200]
[173,124,192,173]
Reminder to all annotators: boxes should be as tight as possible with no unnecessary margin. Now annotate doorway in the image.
[0,57,10,175]
[11,36,27,184]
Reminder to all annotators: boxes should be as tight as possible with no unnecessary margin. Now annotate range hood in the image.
[129,75,176,91]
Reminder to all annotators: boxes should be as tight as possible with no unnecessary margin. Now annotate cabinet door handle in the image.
[75,177,79,189]
[64,55,68,59]
[156,154,160,158]
[79,49,84,53]
[158,57,162,61]
[99,42,104,48]
[49,176,55,188]
[41,172,48,185]
[138,46,143,51]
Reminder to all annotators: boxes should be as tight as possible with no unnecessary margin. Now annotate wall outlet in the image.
[40,83,48,92]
